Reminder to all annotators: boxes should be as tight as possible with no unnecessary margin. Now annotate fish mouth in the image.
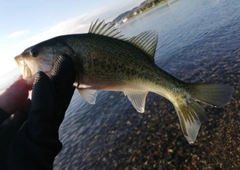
[15,55,54,86]
[14,55,40,85]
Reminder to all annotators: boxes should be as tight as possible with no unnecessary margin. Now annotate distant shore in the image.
[112,0,175,26]
[128,0,168,21]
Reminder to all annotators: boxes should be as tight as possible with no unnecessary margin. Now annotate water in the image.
[54,0,240,169]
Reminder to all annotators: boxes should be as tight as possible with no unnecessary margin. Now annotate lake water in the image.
[54,0,240,169]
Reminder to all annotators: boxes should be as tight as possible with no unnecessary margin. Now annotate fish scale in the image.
[73,35,154,87]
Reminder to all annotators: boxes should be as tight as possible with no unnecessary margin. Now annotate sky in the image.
[0,0,141,77]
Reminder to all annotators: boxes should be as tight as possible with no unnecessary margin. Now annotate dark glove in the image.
[0,55,76,170]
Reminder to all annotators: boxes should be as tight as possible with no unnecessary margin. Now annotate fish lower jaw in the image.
[23,70,52,89]
[23,76,35,90]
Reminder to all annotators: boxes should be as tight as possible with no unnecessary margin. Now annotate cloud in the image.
[0,8,117,77]
[7,30,29,39]
[8,7,123,49]
[13,0,141,45]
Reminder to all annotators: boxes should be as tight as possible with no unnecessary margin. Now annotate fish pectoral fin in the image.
[78,88,97,104]
[124,91,148,113]
[173,98,208,144]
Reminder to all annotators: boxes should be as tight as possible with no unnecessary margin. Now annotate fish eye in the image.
[30,48,39,57]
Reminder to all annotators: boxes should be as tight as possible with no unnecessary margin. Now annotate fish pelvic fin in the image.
[78,88,97,104]
[173,83,233,144]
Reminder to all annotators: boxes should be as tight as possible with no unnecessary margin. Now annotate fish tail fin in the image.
[188,84,234,107]
[172,84,233,144]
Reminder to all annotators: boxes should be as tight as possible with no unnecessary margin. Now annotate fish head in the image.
[15,38,74,85]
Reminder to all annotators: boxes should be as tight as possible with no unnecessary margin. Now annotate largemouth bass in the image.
[15,20,233,144]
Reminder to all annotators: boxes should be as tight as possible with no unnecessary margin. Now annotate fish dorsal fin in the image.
[128,31,158,59]
[89,19,125,40]
[89,20,158,60]
[124,91,148,113]
[78,88,97,104]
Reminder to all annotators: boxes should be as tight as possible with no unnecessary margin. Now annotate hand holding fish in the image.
[0,55,75,169]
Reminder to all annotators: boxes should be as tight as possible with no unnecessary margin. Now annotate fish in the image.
[14,20,233,144]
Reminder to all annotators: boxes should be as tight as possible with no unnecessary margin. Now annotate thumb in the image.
[0,78,29,121]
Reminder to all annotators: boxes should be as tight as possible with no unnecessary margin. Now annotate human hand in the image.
[0,55,75,170]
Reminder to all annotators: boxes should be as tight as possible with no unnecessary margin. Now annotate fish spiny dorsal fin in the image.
[128,31,158,59]
[89,19,125,40]
[89,20,158,59]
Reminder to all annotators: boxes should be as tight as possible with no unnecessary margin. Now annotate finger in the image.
[51,55,76,126]
[0,100,30,162]
[27,71,57,140]
[6,74,62,168]
[0,78,29,116]
[26,55,75,142]
[0,100,30,146]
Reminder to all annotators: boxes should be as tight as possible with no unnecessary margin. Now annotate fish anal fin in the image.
[124,91,148,113]
[128,31,158,60]
[78,88,97,104]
